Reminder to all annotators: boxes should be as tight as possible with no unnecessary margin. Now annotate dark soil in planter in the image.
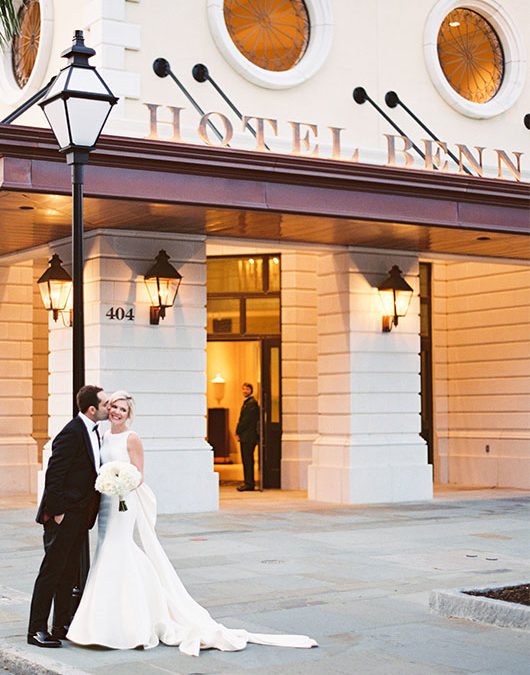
[465,583,530,606]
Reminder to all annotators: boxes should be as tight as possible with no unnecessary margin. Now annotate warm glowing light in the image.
[438,8,504,103]
[377,265,414,332]
[248,258,255,264]
[37,254,73,322]
[224,0,309,72]
[143,249,182,325]
[211,372,226,405]
[272,257,279,264]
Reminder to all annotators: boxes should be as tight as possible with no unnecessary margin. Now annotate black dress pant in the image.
[28,510,88,633]
[240,440,257,488]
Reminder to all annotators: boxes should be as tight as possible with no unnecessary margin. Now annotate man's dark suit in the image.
[28,416,100,634]
[236,396,260,489]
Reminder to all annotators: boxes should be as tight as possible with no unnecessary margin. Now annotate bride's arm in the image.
[127,432,144,485]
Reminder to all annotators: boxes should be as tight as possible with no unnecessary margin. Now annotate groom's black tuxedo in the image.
[29,415,100,635]
[36,416,100,526]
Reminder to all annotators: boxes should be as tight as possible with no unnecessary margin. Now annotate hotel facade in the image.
[0,0,528,512]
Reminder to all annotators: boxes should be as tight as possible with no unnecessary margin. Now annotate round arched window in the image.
[12,0,41,89]
[437,8,504,104]
[223,0,309,72]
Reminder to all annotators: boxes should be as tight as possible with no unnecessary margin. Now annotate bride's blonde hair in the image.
[108,390,136,423]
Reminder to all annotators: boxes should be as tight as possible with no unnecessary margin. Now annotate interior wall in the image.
[432,260,530,488]
[207,341,260,461]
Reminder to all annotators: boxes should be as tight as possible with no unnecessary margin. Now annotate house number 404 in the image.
[105,306,135,321]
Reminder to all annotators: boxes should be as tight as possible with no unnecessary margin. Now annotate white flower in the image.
[95,461,141,510]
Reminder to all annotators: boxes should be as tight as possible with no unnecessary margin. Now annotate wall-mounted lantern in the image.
[377,265,414,332]
[37,254,73,321]
[144,250,182,325]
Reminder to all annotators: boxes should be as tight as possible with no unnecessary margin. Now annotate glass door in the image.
[260,338,281,489]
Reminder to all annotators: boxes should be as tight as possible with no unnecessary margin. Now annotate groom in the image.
[27,385,108,648]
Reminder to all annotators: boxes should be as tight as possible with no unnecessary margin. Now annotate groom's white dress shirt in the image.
[79,412,101,469]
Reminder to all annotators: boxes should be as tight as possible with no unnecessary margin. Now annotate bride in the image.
[67,391,317,656]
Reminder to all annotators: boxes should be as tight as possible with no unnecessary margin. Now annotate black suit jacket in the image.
[236,396,260,444]
[36,416,100,528]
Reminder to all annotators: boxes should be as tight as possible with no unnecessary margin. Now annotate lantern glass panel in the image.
[38,281,52,310]
[378,289,396,317]
[42,98,70,148]
[145,277,180,308]
[144,277,161,307]
[157,277,180,307]
[395,289,413,317]
[67,67,109,94]
[46,69,68,97]
[39,279,72,311]
[67,98,111,147]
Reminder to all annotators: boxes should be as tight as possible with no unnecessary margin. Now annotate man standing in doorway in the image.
[27,385,108,648]
[236,382,260,492]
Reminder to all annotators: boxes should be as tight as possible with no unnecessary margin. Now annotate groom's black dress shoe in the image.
[51,625,68,639]
[237,485,255,491]
[27,631,62,648]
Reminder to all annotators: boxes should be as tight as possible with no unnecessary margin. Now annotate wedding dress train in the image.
[67,430,317,656]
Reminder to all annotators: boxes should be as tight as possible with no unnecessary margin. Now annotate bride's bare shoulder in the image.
[126,431,143,452]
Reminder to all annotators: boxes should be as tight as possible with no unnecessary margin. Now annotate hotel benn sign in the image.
[144,104,525,182]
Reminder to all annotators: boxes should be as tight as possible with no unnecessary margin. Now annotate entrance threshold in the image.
[219,484,530,513]
[432,484,529,502]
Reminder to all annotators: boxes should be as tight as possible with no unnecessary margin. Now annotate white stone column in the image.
[0,261,38,495]
[82,0,142,136]
[281,252,318,489]
[308,250,432,504]
[48,230,218,513]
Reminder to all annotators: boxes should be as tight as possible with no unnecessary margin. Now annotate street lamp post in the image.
[39,30,117,603]
[40,29,117,415]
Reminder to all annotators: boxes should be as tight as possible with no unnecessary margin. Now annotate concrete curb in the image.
[430,584,530,631]
[0,644,90,675]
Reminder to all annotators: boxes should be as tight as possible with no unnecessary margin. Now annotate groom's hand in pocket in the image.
[54,513,65,525]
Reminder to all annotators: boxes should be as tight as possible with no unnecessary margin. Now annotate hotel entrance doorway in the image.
[206,338,281,489]
[206,254,282,489]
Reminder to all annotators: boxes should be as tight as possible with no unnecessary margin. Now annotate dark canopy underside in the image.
[1,126,528,259]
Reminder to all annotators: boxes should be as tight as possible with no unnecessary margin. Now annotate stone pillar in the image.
[0,261,38,495]
[47,230,218,513]
[308,250,432,504]
[281,252,318,489]
[83,0,142,135]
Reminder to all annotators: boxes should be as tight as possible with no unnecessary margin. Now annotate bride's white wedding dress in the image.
[67,430,317,656]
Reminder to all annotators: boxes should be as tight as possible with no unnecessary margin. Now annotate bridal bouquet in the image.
[95,461,141,511]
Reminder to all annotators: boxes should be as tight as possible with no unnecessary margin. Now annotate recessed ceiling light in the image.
[19,205,34,210]
[477,236,491,241]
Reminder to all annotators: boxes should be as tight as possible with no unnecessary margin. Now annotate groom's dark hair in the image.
[76,385,103,413]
